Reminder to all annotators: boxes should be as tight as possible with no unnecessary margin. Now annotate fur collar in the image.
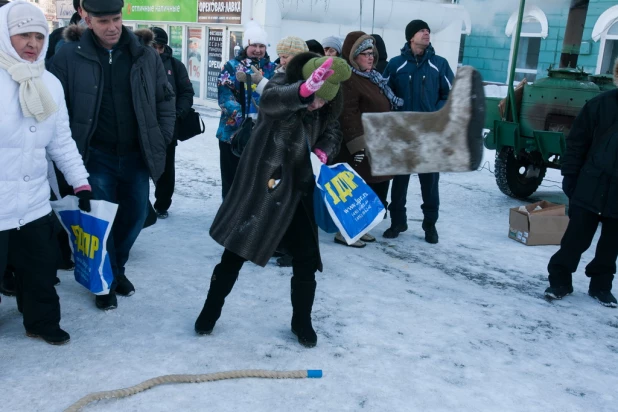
[63,24,85,43]
[134,29,154,47]
[614,58,618,87]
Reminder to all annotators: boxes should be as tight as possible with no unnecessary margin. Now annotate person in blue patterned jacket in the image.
[216,20,276,199]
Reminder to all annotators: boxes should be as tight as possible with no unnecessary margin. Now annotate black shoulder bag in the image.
[176,108,205,142]
[231,74,256,157]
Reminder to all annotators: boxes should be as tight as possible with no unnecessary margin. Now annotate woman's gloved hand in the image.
[313,148,328,164]
[562,175,577,198]
[300,58,334,98]
[74,186,93,212]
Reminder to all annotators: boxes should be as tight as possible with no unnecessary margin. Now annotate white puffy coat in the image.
[0,69,90,231]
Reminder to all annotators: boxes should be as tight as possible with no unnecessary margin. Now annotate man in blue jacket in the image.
[382,20,454,244]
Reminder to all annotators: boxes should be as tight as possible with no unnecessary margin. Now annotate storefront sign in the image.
[187,28,204,98]
[198,1,242,24]
[124,0,197,23]
[206,28,223,100]
[56,0,75,20]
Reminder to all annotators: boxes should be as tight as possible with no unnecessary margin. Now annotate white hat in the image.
[243,20,267,48]
[7,2,48,37]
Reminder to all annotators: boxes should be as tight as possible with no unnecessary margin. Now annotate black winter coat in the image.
[48,26,176,182]
[209,52,343,268]
[371,34,388,75]
[562,88,618,218]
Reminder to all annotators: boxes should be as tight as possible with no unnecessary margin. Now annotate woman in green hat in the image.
[195,53,351,348]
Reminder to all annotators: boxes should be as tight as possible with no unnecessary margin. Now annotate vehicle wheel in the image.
[494,147,546,199]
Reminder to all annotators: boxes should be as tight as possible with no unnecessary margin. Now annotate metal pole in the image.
[372,0,376,34]
[360,0,363,30]
[506,0,526,123]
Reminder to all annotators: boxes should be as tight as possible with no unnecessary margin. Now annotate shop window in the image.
[187,27,204,99]
[169,26,183,62]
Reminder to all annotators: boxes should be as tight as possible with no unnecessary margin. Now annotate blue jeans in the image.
[388,173,440,227]
[86,149,150,288]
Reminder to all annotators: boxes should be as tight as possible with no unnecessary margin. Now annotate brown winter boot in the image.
[195,268,239,335]
[291,278,318,348]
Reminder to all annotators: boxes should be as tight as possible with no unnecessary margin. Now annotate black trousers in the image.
[0,214,62,333]
[548,204,618,291]
[216,201,320,282]
[154,142,177,212]
[388,173,440,227]
[219,140,241,200]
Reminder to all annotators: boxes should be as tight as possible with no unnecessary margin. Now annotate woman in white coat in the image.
[0,1,92,345]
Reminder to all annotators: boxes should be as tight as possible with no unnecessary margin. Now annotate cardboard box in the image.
[508,201,569,246]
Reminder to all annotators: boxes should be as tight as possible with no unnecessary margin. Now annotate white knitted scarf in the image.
[0,49,57,122]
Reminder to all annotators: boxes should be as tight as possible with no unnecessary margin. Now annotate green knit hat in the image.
[301,57,352,101]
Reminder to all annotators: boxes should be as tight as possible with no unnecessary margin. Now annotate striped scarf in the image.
[352,67,403,108]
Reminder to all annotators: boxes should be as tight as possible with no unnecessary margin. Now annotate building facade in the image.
[121,0,468,106]
[459,0,618,84]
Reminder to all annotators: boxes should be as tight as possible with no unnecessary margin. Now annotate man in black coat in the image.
[544,60,618,308]
[48,0,176,311]
[149,27,195,219]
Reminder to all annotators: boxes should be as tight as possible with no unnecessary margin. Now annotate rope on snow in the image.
[64,369,323,412]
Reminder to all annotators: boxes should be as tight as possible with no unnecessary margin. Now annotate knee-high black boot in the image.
[195,266,239,335]
[291,277,317,348]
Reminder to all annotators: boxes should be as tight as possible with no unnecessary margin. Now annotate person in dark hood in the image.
[370,33,388,74]
[216,20,276,199]
[382,20,454,244]
[46,0,86,62]
[306,39,325,56]
[141,27,195,220]
[195,54,351,348]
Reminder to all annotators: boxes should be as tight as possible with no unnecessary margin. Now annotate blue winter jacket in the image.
[216,55,276,142]
[383,43,454,113]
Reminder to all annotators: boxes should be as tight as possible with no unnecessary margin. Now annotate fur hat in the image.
[243,20,267,48]
[276,36,308,56]
[405,19,430,42]
[321,36,343,55]
[302,56,351,101]
[7,2,48,37]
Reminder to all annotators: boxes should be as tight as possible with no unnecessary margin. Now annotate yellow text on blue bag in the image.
[71,225,100,259]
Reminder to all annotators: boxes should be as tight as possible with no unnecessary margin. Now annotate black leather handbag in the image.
[231,75,256,157]
[176,108,205,142]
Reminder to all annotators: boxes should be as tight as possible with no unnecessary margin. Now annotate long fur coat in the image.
[209,52,344,268]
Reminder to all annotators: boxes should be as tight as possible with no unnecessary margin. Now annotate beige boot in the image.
[334,232,366,248]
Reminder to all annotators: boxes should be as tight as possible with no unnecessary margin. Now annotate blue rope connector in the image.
[307,370,323,378]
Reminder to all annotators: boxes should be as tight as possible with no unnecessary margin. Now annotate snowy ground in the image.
[1,107,617,412]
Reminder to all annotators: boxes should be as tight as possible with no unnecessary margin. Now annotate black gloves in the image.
[562,175,577,199]
[75,190,94,212]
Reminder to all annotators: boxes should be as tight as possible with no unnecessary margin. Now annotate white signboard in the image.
[56,0,75,20]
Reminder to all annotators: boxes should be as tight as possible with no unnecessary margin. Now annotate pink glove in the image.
[299,58,335,98]
[314,148,328,164]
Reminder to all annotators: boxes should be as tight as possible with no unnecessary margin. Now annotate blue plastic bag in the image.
[51,196,118,295]
[310,153,385,244]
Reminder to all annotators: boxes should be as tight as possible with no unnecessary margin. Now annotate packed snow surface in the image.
[1,107,616,412]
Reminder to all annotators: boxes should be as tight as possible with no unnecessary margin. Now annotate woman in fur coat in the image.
[334,31,403,247]
[195,53,351,348]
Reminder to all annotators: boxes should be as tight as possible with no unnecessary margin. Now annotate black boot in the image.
[422,221,439,244]
[26,328,70,345]
[588,274,617,308]
[115,274,135,297]
[95,292,118,310]
[291,278,317,348]
[195,268,238,335]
